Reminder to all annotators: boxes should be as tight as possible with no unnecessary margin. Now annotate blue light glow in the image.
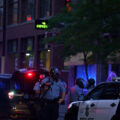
[76,64,96,86]
[0,82,5,88]
[15,82,20,90]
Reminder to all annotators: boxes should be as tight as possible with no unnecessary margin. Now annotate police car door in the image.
[78,85,105,120]
[78,83,119,120]
[95,84,119,120]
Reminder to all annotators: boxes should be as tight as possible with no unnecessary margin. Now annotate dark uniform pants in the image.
[38,99,59,120]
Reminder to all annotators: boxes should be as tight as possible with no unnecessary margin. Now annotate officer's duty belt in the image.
[44,98,59,104]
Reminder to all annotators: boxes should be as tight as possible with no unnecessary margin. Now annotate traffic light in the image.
[65,0,71,4]
[65,0,72,12]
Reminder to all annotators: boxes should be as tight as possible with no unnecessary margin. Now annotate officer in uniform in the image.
[64,78,84,120]
[69,78,84,102]
[33,67,66,120]
[86,78,95,93]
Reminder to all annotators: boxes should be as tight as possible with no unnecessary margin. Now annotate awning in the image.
[107,52,120,64]
[64,52,94,66]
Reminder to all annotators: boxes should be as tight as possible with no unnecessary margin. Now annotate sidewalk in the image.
[58,105,68,120]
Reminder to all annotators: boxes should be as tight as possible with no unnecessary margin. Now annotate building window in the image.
[39,50,50,70]
[8,39,18,53]
[38,0,51,18]
[8,0,18,25]
[21,0,35,22]
[0,0,3,27]
[21,37,34,52]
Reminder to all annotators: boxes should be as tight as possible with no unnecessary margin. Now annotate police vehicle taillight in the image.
[8,91,14,99]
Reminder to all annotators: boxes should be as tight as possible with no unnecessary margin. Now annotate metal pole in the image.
[2,0,6,56]
[1,0,6,73]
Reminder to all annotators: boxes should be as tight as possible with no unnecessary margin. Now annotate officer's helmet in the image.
[50,67,59,80]
[76,78,84,88]
[88,78,95,86]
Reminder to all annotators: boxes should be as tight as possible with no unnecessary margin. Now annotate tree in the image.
[46,0,120,80]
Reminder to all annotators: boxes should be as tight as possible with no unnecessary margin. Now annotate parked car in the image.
[0,88,10,119]
[9,90,33,120]
[65,78,120,120]
[11,68,49,93]
[9,68,49,120]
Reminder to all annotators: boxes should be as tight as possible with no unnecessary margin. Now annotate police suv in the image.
[65,77,120,120]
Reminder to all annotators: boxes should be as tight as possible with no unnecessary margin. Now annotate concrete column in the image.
[35,0,39,19]
[96,64,108,84]
[17,38,22,69]
[18,0,22,23]
[96,64,102,85]
[33,35,39,68]
[68,66,76,90]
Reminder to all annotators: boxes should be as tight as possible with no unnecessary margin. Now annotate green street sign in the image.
[35,20,48,29]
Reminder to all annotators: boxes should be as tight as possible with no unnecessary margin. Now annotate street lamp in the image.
[26,53,31,57]
[48,49,51,52]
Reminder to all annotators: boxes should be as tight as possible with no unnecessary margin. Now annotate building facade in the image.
[1,0,119,90]
[0,0,65,73]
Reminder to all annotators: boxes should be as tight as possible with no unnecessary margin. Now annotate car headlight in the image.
[8,91,15,99]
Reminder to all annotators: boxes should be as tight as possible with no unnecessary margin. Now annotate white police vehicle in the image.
[65,77,120,120]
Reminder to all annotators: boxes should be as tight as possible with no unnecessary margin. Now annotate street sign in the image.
[35,20,48,29]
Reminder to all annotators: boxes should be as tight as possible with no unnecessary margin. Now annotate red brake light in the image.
[27,72,33,77]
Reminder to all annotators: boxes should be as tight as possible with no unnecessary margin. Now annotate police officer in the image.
[64,78,84,120]
[34,67,66,120]
[86,78,95,93]
[69,78,84,103]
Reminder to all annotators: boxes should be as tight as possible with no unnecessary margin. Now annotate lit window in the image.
[22,37,34,52]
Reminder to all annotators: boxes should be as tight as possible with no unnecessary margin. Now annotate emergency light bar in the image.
[112,77,120,81]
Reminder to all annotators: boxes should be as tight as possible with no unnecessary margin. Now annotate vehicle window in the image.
[85,84,118,100]
[85,85,104,100]
[0,78,11,90]
[102,85,118,99]
[0,88,8,103]
[118,86,120,98]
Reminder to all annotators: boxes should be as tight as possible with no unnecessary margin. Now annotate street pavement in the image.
[0,103,68,120]
[0,87,68,120]
[0,90,10,120]
[58,105,68,120]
